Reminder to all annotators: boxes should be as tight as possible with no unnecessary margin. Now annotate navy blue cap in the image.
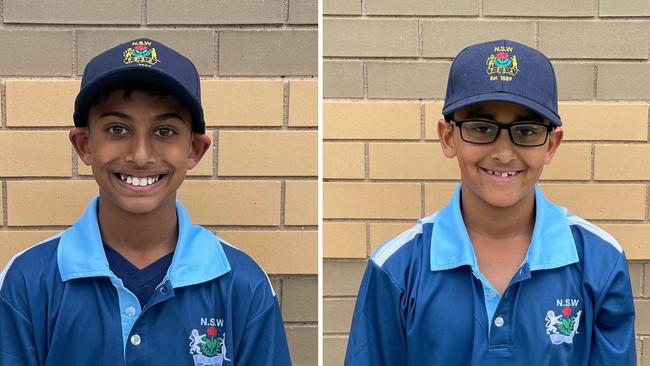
[74,38,205,134]
[442,39,561,127]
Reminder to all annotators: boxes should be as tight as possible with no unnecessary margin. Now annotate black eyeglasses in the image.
[449,118,554,147]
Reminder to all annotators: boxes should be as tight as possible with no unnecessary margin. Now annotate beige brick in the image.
[366,0,477,15]
[369,142,459,180]
[600,0,650,16]
[6,80,80,127]
[540,184,646,220]
[422,20,535,58]
[554,63,595,100]
[367,62,450,99]
[597,64,650,100]
[202,80,283,127]
[289,80,318,127]
[282,277,317,321]
[324,222,367,259]
[77,30,215,76]
[629,263,643,297]
[4,0,140,23]
[218,131,317,176]
[324,0,361,14]
[600,225,650,261]
[0,30,72,76]
[78,160,93,176]
[324,102,421,140]
[424,183,459,214]
[369,223,414,254]
[324,336,348,366]
[286,326,317,365]
[324,260,366,295]
[425,102,445,140]
[484,0,593,16]
[595,145,650,180]
[179,181,281,225]
[324,182,421,219]
[540,143,591,181]
[187,131,214,176]
[324,298,356,333]
[0,132,71,177]
[285,180,317,225]
[324,61,364,98]
[219,30,317,76]
[217,230,317,274]
[7,181,98,226]
[635,300,650,333]
[0,231,60,268]
[539,22,649,60]
[324,143,365,179]
[289,0,318,24]
[559,103,648,141]
[324,19,419,57]
[638,338,643,366]
[642,337,648,366]
[147,0,284,24]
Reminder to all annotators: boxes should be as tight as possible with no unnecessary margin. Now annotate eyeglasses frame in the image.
[447,118,555,147]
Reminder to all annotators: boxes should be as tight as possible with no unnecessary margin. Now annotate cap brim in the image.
[442,92,562,127]
[74,66,205,134]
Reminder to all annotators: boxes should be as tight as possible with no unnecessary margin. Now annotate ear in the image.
[437,118,457,158]
[69,127,93,165]
[544,127,563,165]
[187,133,212,169]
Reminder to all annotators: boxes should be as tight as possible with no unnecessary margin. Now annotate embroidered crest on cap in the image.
[189,317,230,365]
[123,40,159,67]
[486,46,519,82]
[544,299,582,345]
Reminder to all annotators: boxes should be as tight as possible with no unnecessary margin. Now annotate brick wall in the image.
[0,1,317,365]
[323,1,650,364]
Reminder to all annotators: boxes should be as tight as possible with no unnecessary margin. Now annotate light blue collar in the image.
[430,184,578,272]
[57,197,231,288]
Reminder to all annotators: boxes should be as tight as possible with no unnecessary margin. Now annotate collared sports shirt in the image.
[345,185,635,365]
[0,197,292,366]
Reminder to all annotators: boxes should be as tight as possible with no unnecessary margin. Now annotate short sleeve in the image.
[345,260,407,366]
[589,252,636,365]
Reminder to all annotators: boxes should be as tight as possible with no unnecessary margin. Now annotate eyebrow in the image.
[155,113,187,122]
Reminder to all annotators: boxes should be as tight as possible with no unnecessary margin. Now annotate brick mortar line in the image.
[213,30,219,77]
[324,97,650,104]
[590,143,595,181]
[362,61,368,98]
[140,0,147,27]
[365,222,370,258]
[71,28,78,76]
[212,130,219,178]
[283,80,290,128]
[283,0,289,23]
[324,15,650,21]
[323,56,650,63]
[280,180,286,226]
[1,80,6,129]
[0,23,317,30]
[478,0,483,17]
[323,217,650,225]
[2,180,7,226]
[71,146,78,178]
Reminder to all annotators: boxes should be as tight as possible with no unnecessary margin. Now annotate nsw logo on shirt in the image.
[544,298,582,345]
[189,317,230,365]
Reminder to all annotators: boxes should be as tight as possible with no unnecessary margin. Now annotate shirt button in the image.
[130,334,141,346]
[125,306,136,317]
[160,286,167,295]
[488,289,497,298]
[494,316,505,327]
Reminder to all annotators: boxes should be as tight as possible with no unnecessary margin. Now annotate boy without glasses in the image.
[0,39,291,365]
[345,40,635,365]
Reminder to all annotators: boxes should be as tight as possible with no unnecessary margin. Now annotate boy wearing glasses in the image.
[344,40,635,365]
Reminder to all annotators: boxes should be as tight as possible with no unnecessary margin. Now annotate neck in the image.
[460,185,536,242]
[97,196,178,268]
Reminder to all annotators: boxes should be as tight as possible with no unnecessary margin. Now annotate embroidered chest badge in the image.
[486,46,519,82]
[544,299,582,345]
[189,318,230,366]
[123,40,159,66]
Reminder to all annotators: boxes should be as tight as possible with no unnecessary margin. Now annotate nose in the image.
[490,128,516,163]
[126,133,155,166]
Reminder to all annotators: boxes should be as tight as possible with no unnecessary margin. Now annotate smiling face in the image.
[70,90,211,217]
[438,101,563,211]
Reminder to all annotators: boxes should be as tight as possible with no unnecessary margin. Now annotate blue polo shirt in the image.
[0,197,292,366]
[345,184,635,365]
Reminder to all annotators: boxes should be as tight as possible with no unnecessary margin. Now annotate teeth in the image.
[488,169,517,177]
[118,174,160,187]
